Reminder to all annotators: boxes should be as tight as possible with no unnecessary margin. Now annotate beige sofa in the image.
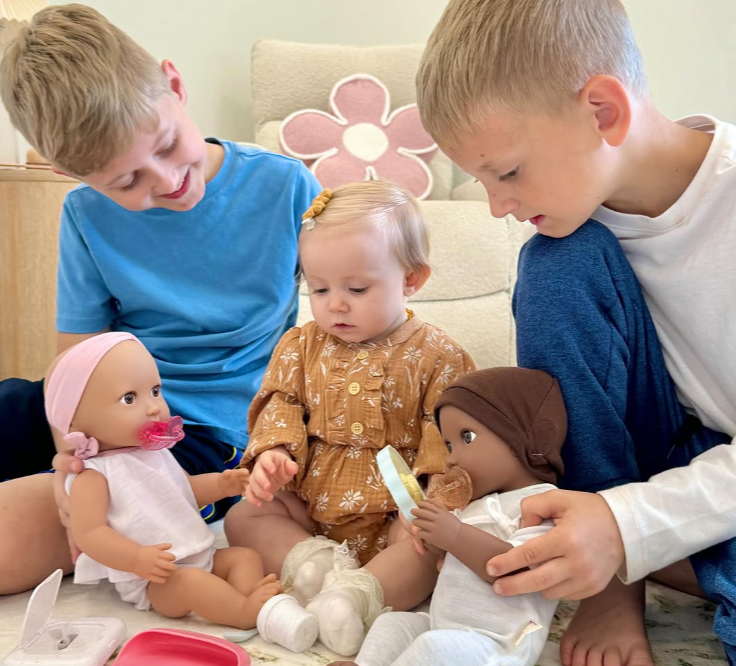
[250,39,523,370]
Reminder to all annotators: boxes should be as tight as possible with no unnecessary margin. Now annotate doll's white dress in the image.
[354,483,558,666]
[66,447,216,610]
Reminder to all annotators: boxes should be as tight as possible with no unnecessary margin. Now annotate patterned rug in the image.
[0,523,726,665]
[0,576,726,665]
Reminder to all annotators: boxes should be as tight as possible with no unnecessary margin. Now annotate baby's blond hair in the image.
[0,4,171,176]
[301,181,429,274]
[417,0,648,144]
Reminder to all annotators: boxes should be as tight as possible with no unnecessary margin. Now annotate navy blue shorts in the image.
[0,377,242,522]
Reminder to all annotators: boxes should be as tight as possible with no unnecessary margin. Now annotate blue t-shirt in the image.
[56,140,321,449]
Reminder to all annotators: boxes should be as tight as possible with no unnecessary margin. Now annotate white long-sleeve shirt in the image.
[593,115,736,583]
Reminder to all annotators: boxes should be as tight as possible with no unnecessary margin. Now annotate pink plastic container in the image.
[113,628,250,665]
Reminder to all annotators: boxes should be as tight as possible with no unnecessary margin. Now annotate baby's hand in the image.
[246,449,299,506]
[397,509,429,555]
[134,543,177,584]
[219,468,251,497]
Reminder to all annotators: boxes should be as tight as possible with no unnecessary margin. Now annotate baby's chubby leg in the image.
[224,490,312,576]
[308,518,439,656]
[366,518,439,609]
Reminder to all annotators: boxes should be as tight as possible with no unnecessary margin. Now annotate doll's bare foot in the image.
[254,572,281,589]
[242,575,283,628]
[560,578,653,666]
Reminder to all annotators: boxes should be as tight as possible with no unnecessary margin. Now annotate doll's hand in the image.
[247,449,299,507]
[397,510,447,557]
[219,468,251,497]
[133,543,178,584]
[486,490,624,601]
[52,451,85,564]
[411,498,462,552]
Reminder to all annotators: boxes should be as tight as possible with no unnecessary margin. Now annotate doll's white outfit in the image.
[66,447,216,610]
[354,483,558,666]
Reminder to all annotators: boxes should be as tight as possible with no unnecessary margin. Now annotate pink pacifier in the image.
[137,415,185,450]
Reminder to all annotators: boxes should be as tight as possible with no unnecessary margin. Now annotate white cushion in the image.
[251,40,452,200]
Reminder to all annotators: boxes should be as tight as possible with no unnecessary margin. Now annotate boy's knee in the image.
[520,221,620,288]
[0,538,21,594]
[0,531,70,595]
[515,220,630,327]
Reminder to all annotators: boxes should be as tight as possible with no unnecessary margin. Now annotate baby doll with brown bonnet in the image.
[332,367,567,666]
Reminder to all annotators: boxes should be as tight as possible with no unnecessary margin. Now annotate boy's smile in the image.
[79,62,223,213]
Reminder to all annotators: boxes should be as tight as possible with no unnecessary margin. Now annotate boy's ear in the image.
[404,265,431,297]
[161,60,188,106]
[580,75,631,148]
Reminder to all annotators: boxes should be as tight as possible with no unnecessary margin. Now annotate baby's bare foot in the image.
[561,578,653,666]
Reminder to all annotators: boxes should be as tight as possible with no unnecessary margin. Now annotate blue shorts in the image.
[0,377,242,522]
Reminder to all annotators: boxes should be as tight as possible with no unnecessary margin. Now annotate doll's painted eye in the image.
[151,385,161,398]
[445,441,453,453]
[120,392,136,405]
[461,429,476,444]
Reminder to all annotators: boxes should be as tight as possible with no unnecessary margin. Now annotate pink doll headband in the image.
[45,332,142,458]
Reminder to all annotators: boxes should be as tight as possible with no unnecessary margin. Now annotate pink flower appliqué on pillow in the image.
[279,74,437,200]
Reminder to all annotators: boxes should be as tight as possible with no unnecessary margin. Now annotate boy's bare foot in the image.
[560,578,653,666]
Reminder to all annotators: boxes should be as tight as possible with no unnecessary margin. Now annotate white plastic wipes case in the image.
[2,569,125,666]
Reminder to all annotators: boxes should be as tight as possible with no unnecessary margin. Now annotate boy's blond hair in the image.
[301,181,430,274]
[417,0,648,144]
[0,4,171,176]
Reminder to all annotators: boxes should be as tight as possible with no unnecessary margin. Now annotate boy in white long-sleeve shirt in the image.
[416,1,736,666]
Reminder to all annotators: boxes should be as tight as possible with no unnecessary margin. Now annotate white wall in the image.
[622,0,736,121]
[46,0,450,143]
[27,0,736,145]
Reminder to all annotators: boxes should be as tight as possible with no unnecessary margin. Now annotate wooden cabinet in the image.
[0,169,78,380]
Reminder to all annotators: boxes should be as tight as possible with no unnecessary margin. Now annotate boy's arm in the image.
[412,498,511,583]
[599,439,736,582]
[69,469,176,582]
[488,441,736,601]
[56,197,116,350]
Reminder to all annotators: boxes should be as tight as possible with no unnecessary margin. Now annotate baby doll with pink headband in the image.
[45,332,318,650]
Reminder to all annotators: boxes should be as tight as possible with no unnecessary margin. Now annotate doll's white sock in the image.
[306,567,387,657]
